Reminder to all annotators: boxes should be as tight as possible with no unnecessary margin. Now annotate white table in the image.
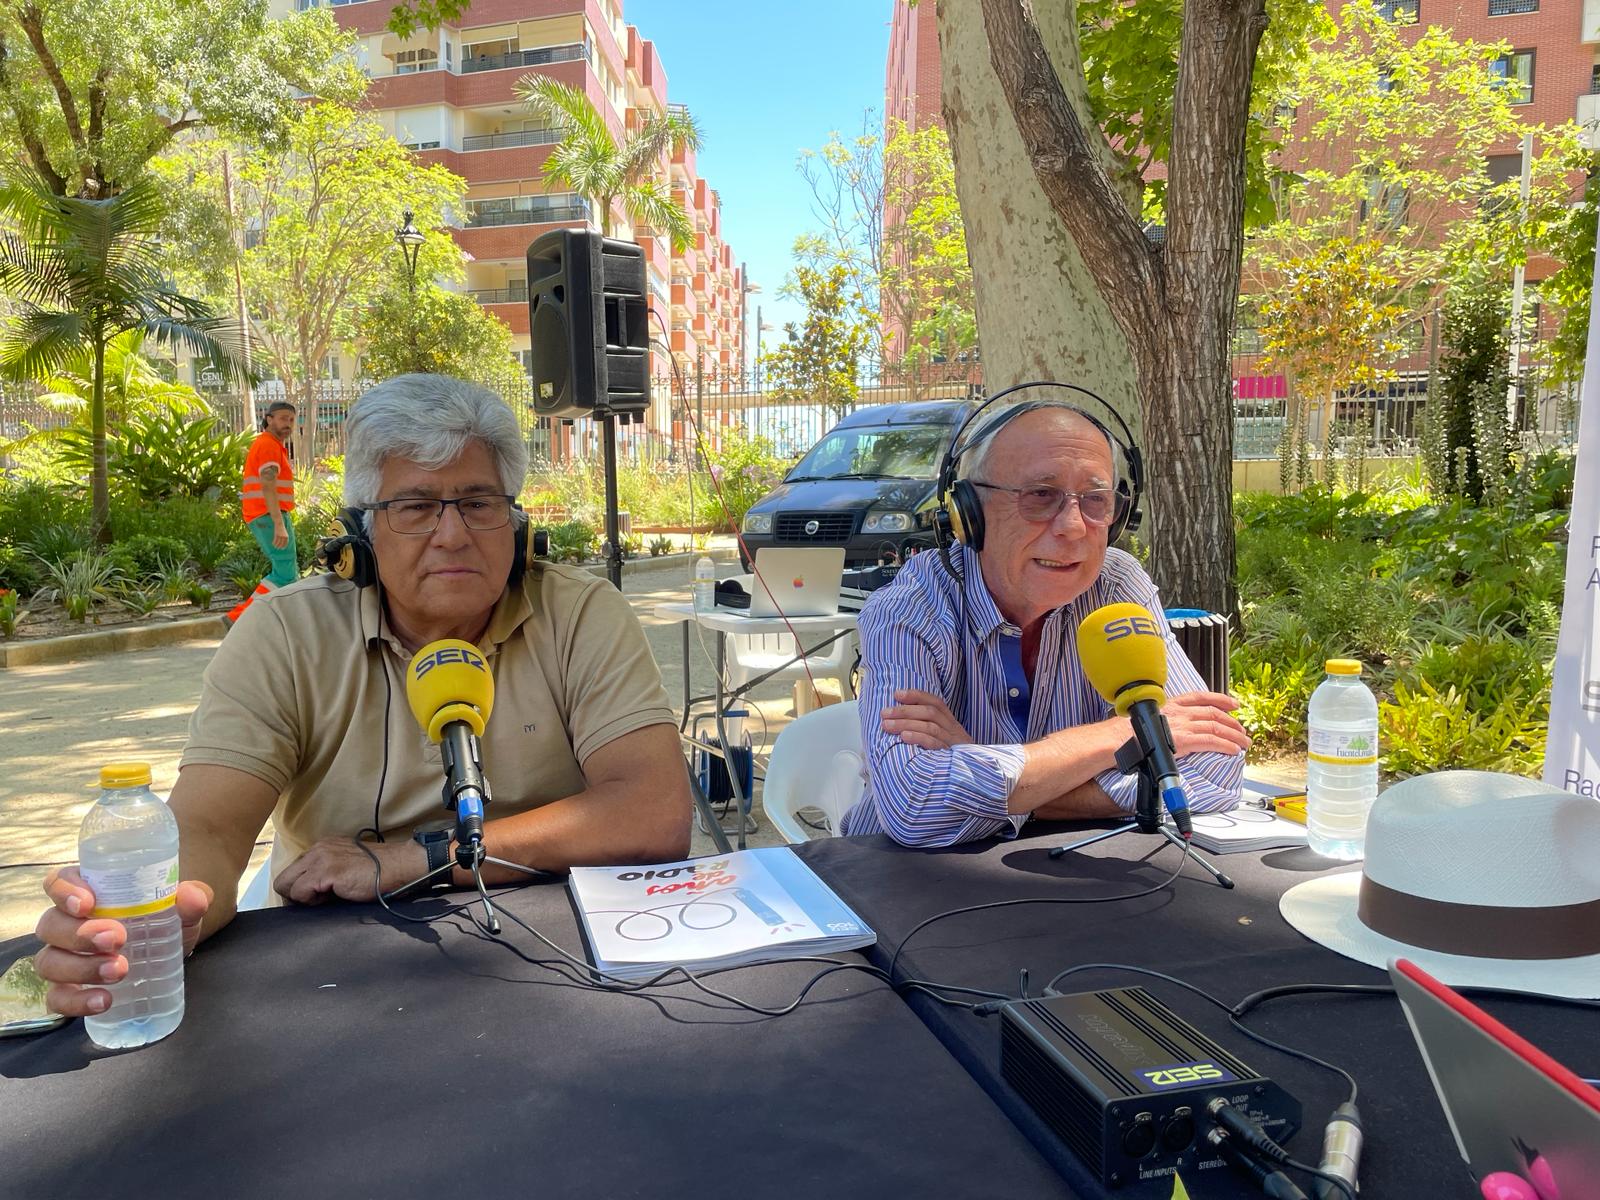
[653,599,859,850]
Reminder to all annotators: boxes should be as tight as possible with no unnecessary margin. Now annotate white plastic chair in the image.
[723,574,857,715]
[238,858,272,911]
[761,701,866,844]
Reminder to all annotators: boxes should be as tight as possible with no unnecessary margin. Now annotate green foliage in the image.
[518,76,700,249]
[1428,274,1509,502]
[0,1,362,199]
[0,546,45,596]
[38,551,122,623]
[112,497,241,572]
[104,535,192,584]
[0,479,87,544]
[883,120,976,368]
[1079,0,1326,230]
[701,426,787,533]
[186,582,214,610]
[1232,454,1573,775]
[0,587,24,637]
[55,410,250,502]
[0,171,248,538]
[648,534,674,558]
[356,282,519,386]
[227,103,465,418]
[220,549,267,598]
[761,265,873,415]
[115,583,164,616]
[545,519,598,564]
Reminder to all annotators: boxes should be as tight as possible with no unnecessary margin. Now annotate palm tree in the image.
[0,172,248,540]
[515,77,701,252]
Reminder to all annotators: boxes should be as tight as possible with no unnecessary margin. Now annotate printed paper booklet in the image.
[1187,779,1309,854]
[567,847,876,981]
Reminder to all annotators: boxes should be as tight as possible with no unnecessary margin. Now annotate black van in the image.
[737,398,977,570]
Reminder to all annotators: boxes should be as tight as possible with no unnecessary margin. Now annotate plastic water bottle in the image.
[1306,660,1380,860]
[77,762,185,1049]
[693,556,715,613]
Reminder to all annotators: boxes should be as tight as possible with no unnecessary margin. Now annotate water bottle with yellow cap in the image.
[77,761,185,1048]
[1306,659,1380,860]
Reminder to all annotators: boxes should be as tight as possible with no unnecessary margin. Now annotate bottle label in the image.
[1308,727,1378,765]
[83,856,179,919]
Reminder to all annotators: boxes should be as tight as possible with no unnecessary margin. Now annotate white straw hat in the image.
[1279,771,1600,999]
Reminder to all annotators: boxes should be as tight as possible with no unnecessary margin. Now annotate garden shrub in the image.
[0,545,45,596]
[105,534,192,583]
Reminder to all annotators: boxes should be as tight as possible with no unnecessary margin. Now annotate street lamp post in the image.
[395,210,424,293]
[740,276,761,392]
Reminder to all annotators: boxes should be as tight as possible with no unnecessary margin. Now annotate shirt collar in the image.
[957,542,1099,643]
[361,576,529,656]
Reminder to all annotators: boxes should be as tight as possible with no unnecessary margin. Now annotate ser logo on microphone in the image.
[413,645,486,679]
[1101,613,1161,643]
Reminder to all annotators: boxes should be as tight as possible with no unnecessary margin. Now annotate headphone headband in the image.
[932,380,1145,566]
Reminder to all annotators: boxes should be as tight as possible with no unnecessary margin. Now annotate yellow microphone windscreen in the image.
[405,639,494,742]
[1075,603,1168,715]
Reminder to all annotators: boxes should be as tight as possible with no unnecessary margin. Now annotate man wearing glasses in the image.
[839,400,1249,847]
[34,376,689,1013]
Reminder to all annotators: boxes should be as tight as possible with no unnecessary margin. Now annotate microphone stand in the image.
[1048,734,1234,889]
[391,725,552,935]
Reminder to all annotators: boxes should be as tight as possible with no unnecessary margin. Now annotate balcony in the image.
[469,285,529,304]
[465,202,589,228]
[1487,0,1538,12]
[462,129,560,151]
[461,43,589,75]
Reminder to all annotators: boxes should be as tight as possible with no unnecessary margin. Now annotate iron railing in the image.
[464,203,588,229]
[460,43,588,74]
[461,128,561,151]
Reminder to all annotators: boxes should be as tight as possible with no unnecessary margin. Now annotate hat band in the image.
[1358,877,1600,961]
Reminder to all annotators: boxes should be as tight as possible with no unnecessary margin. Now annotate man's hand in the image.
[33,867,213,1018]
[271,518,288,549]
[881,688,973,750]
[273,837,429,905]
[1163,691,1251,758]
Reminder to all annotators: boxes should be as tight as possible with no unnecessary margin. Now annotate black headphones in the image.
[314,506,549,590]
[931,381,1144,573]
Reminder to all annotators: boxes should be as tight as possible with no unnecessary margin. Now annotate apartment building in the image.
[270,0,746,395]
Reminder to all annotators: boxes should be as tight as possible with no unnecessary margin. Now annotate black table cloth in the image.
[796,824,1600,1199]
[0,879,1073,1200]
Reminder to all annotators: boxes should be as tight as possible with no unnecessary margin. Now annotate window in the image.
[1359,173,1408,229]
[1488,0,1538,13]
[393,48,439,74]
[1483,153,1522,213]
[1375,0,1419,22]
[1490,51,1534,105]
[1376,67,1394,95]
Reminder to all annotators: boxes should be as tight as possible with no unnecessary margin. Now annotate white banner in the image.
[1543,223,1600,799]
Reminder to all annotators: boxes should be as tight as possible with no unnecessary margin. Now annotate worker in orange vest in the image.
[228,400,299,624]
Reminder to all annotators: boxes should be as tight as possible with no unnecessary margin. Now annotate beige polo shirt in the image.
[180,563,675,880]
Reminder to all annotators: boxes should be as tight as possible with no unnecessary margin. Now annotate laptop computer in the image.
[1390,958,1600,1199]
[748,547,845,618]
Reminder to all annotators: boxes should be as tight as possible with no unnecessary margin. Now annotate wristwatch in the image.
[411,819,455,885]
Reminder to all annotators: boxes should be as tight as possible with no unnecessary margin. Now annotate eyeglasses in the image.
[971,481,1120,526]
[367,494,515,535]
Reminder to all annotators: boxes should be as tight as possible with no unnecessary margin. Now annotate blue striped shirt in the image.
[839,545,1243,846]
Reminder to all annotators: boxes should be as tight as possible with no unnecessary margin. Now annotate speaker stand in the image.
[600,413,623,589]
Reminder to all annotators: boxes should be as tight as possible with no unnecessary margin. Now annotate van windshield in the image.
[786,424,949,482]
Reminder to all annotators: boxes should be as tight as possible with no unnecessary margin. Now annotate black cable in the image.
[1283,1154,1357,1200]
[357,597,395,846]
[885,845,1193,985]
[1234,980,1600,1017]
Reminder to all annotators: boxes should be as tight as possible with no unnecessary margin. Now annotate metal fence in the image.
[1,322,1579,479]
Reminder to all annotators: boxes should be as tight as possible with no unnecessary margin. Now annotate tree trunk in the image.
[943,0,1267,619]
[89,331,110,544]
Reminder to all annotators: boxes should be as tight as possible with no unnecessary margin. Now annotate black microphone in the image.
[1076,603,1193,837]
[404,640,496,866]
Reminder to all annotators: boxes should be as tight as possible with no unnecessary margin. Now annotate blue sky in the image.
[623,0,894,370]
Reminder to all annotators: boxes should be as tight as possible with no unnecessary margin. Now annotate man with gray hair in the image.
[33,375,690,1017]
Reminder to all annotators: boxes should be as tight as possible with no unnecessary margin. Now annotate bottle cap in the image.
[100,762,153,788]
[1325,658,1363,676]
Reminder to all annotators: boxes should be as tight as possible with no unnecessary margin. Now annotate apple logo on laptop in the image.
[792,576,804,588]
